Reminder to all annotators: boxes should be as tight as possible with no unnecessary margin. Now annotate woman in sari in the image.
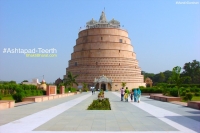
[133,89,138,102]
[137,88,141,103]
[124,87,129,102]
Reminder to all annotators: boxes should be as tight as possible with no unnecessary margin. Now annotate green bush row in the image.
[0,84,37,90]
[138,88,163,93]
[156,83,200,88]
[0,84,38,97]
[12,89,44,102]
[65,87,77,93]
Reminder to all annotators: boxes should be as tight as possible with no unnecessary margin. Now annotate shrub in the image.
[185,93,193,101]
[158,84,200,88]
[139,88,162,93]
[42,90,46,95]
[156,83,168,89]
[12,92,25,102]
[57,89,60,94]
[169,88,178,97]
[31,90,37,96]
[87,98,111,110]
[24,90,31,97]
[194,92,200,96]
[190,88,196,92]
[194,88,200,92]
[70,87,77,92]
[139,86,145,89]
[185,89,190,93]
[181,91,186,96]
[65,88,69,93]
[0,93,2,100]
[183,96,188,101]
[65,87,77,93]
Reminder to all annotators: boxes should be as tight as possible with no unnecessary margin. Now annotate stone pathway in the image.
[0,92,199,133]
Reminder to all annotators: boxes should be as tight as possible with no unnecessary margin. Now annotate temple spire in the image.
[99,11,107,23]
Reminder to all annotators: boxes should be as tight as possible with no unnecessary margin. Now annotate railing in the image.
[79,26,127,32]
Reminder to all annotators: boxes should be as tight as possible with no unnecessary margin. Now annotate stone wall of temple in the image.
[65,27,146,91]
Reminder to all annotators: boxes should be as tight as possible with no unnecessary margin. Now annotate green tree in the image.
[64,71,78,88]
[142,71,155,81]
[182,60,200,84]
[82,82,88,91]
[158,72,165,82]
[121,82,126,88]
[163,70,173,82]
[9,81,16,84]
[170,66,191,97]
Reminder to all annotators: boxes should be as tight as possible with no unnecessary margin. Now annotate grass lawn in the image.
[192,96,200,101]
[1,96,14,100]
[181,96,200,102]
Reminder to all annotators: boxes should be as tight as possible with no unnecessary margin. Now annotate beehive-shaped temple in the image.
[64,11,145,91]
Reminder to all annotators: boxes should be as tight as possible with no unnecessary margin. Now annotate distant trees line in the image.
[142,60,200,85]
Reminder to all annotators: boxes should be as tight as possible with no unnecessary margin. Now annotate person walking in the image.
[91,87,94,95]
[133,89,138,102]
[137,88,141,103]
[120,87,125,101]
[130,90,133,102]
[124,87,130,102]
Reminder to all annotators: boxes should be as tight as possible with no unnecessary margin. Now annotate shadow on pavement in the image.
[186,111,200,114]
[165,116,200,132]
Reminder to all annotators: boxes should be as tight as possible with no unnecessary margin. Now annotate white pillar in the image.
[106,83,108,91]
[99,83,101,90]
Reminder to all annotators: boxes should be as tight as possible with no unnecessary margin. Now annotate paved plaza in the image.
[0,92,200,133]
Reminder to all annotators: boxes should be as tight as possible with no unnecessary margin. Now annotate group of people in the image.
[120,87,141,103]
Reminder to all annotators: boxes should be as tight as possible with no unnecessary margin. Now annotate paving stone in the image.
[1,92,199,132]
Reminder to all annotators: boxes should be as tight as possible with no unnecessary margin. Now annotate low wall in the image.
[150,94,181,102]
[22,92,80,103]
[0,100,15,110]
[142,93,162,96]
[188,101,200,110]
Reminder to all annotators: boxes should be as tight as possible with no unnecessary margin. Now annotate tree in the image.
[158,72,165,82]
[64,71,78,88]
[121,82,126,88]
[163,70,173,82]
[142,71,155,81]
[9,81,16,84]
[170,66,191,97]
[182,60,200,84]
[82,82,88,91]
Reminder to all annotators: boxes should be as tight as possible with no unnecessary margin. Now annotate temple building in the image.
[64,11,145,91]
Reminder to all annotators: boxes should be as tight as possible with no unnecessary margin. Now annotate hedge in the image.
[156,83,200,88]
[138,88,163,93]
[0,83,43,102]
[65,87,77,93]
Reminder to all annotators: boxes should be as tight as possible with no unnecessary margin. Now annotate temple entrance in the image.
[101,83,106,91]
[94,75,112,91]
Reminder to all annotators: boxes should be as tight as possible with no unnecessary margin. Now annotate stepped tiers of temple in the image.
[64,11,146,91]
